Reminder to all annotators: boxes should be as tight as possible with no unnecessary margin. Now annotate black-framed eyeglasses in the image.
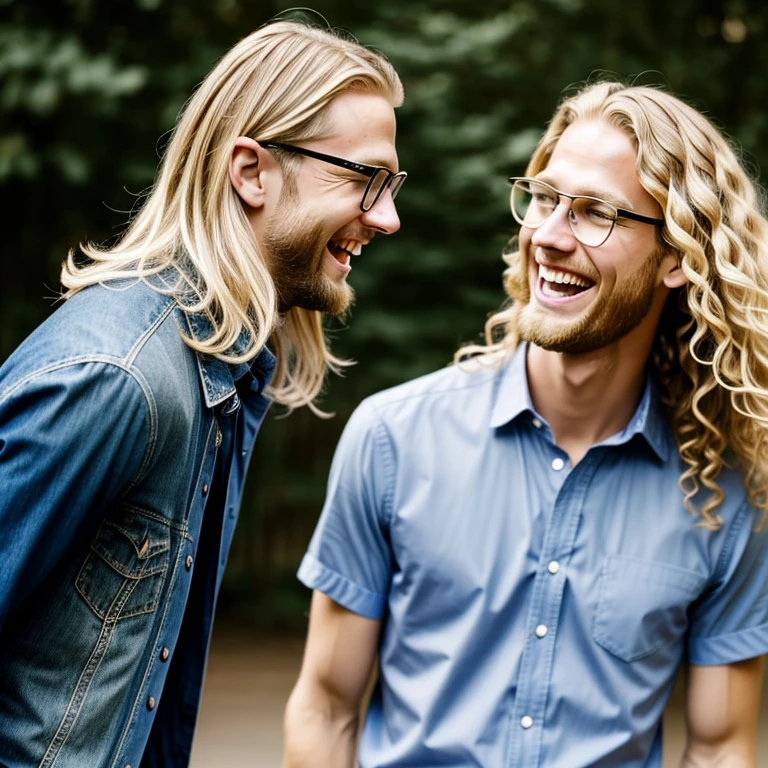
[261,141,407,212]
[509,177,664,248]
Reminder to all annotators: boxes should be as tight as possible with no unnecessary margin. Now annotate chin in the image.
[295,283,354,317]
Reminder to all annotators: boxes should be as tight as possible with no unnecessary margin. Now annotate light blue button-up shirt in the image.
[298,345,768,767]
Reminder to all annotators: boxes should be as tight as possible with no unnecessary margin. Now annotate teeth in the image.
[539,264,591,287]
[339,240,363,256]
[336,239,363,256]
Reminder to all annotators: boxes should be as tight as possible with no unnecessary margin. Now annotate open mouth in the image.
[538,263,595,298]
[328,238,362,267]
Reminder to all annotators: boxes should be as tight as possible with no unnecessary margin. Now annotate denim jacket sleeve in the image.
[0,359,151,627]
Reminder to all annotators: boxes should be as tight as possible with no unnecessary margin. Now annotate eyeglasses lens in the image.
[362,169,391,211]
[511,180,617,247]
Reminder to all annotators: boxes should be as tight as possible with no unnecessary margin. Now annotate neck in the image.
[526,340,651,465]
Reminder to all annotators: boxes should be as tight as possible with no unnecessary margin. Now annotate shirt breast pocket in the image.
[591,555,705,662]
[76,505,172,621]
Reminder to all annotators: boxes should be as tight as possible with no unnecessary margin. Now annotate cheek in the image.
[596,235,642,284]
[516,230,535,273]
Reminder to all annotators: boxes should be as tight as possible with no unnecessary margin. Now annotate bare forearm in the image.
[682,658,765,768]
[282,687,360,768]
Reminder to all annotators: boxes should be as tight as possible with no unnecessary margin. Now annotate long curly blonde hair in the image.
[460,81,768,528]
[61,19,403,414]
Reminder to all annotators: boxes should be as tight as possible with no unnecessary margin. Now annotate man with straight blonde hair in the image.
[0,13,405,768]
[286,81,768,767]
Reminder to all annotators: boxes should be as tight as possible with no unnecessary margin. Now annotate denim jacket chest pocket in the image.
[591,555,706,662]
[76,505,172,621]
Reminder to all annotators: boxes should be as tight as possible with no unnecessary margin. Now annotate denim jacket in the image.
[0,277,275,767]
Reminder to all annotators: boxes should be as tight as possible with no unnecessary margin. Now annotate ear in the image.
[659,251,688,290]
[229,137,271,210]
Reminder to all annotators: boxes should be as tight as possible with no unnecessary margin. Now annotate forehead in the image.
[540,120,647,206]
[318,90,399,169]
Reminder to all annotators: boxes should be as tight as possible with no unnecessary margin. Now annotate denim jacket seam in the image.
[111,462,207,765]
[41,580,137,767]
[123,301,176,367]
[0,356,157,492]
[112,418,218,765]
[116,502,191,535]
[112,546,187,766]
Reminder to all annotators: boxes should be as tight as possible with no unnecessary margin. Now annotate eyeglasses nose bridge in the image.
[542,192,575,227]
[528,192,580,246]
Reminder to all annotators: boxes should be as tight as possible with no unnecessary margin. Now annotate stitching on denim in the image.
[41,578,140,767]
[0,357,156,494]
[111,524,189,765]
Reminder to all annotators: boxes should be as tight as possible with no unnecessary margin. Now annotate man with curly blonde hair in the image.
[0,14,405,768]
[286,82,768,767]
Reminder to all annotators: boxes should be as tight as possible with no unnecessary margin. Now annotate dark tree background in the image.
[2,0,766,629]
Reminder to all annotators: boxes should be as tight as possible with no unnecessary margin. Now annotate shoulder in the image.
[0,280,186,391]
[370,360,498,410]
[348,361,503,445]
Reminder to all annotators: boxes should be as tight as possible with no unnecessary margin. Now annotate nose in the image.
[360,188,401,235]
[530,202,577,252]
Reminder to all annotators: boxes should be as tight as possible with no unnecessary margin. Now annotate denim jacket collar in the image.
[184,311,276,409]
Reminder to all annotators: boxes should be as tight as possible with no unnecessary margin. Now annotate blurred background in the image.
[3,0,768,763]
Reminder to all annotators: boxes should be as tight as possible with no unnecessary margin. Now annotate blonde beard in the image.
[510,243,663,355]
[263,190,354,317]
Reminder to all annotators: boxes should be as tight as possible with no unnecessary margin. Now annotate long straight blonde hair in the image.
[460,82,768,527]
[62,20,403,412]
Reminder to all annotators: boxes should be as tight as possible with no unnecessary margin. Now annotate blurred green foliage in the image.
[2,0,767,630]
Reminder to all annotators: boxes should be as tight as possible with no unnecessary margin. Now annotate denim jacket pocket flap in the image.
[591,555,704,663]
[76,506,172,621]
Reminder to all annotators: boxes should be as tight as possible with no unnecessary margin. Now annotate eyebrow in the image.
[535,174,634,211]
[358,156,399,172]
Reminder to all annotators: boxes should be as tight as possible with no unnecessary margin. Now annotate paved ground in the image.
[190,629,768,767]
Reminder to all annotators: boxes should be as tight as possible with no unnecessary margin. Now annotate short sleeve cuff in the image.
[297,552,386,620]
[688,621,768,666]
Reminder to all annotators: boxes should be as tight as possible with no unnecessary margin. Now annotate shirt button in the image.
[147,696,156,711]
[185,555,193,571]
[160,647,170,662]
[547,560,560,575]
[551,457,565,471]
[532,418,542,429]
[202,483,209,496]
[535,624,548,638]
[521,715,533,729]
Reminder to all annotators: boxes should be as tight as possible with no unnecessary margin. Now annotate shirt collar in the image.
[489,344,534,429]
[488,343,672,462]
[615,377,671,462]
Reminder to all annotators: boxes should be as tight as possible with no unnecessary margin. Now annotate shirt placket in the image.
[507,450,601,768]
